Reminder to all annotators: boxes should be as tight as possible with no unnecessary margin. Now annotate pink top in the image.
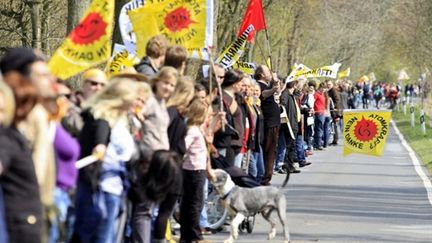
[183,125,207,171]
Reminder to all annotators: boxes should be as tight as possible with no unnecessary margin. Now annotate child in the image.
[180,98,214,243]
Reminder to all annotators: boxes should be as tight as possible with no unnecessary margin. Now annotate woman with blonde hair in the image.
[132,66,179,243]
[166,76,195,156]
[141,66,179,150]
[72,78,145,243]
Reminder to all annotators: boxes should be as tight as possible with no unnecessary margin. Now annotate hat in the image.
[0,47,41,75]
[83,68,107,81]
[111,67,149,82]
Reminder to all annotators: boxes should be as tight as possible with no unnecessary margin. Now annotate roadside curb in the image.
[391,120,432,206]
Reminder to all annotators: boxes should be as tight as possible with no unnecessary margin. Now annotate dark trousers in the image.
[280,124,296,168]
[132,193,180,243]
[262,126,280,185]
[180,169,206,242]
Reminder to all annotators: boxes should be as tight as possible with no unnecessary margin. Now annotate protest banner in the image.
[128,0,213,58]
[106,44,140,76]
[338,67,350,79]
[286,63,341,83]
[234,61,256,75]
[216,25,254,69]
[118,0,145,54]
[343,110,392,156]
[48,0,114,80]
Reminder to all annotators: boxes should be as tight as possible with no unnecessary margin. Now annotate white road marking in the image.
[391,120,432,206]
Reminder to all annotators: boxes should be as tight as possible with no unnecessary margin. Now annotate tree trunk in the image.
[67,0,91,33]
[27,0,42,49]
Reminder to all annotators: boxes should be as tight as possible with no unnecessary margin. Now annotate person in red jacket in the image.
[310,80,326,150]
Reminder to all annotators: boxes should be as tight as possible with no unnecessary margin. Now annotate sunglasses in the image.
[86,80,105,87]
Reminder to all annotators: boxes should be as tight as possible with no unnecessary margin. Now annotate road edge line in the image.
[391,120,432,206]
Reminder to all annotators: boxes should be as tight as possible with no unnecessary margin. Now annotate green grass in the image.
[392,105,432,175]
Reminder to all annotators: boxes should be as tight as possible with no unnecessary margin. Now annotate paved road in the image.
[205,124,432,243]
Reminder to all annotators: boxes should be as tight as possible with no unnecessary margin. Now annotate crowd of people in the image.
[0,34,401,243]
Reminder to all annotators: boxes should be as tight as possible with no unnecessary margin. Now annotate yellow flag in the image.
[128,0,212,58]
[338,67,350,79]
[48,0,114,80]
[343,110,392,156]
[106,49,140,76]
[234,61,256,75]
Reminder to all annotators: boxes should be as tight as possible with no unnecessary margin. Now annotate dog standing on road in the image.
[212,169,290,243]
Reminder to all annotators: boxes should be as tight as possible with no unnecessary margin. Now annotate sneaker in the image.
[276,168,287,174]
[299,161,312,167]
[283,164,300,173]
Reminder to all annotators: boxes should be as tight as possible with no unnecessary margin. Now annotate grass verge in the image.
[392,105,432,175]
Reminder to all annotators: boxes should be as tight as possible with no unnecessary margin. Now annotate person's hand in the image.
[207,169,216,182]
[92,144,106,160]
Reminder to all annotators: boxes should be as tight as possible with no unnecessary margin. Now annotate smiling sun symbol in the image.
[164,7,197,32]
[354,117,378,142]
[70,13,107,45]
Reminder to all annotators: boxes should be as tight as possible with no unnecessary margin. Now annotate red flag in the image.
[237,0,267,42]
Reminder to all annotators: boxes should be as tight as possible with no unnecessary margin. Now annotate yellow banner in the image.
[216,25,254,69]
[343,110,392,156]
[48,0,114,80]
[338,67,350,79]
[128,0,211,58]
[233,61,256,75]
[106,48,140,76]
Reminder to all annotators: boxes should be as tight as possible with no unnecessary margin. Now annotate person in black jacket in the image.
[0,63,42,243]
[280,80,301,174]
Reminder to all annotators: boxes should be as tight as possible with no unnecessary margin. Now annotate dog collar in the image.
[221,176,236,200]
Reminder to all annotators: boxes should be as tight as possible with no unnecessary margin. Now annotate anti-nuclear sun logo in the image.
[354,116,378,142]
[164,7,197,32]
[71,13,108,45]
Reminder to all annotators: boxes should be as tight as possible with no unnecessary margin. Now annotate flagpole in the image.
[206,48,225,132]
[264,28,273,72]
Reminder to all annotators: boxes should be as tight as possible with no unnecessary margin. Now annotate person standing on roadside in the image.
[255,65,281,186]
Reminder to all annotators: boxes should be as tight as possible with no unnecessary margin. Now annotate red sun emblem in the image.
[70,13,107,45]
[164,7,197,32]
[354,117,378,142]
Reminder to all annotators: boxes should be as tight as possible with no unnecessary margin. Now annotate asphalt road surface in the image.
[205,124,432,243]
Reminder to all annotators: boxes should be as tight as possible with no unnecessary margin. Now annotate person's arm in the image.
[92,119,110,159]
[261,85,278,99]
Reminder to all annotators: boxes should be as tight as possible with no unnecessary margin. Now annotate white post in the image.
[410,104,415,127]
[420,110,426,135]
[402,97,407,115]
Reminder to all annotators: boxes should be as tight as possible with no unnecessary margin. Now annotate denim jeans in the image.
[94,192,121,243]
[250,146,264,183]
[275,130,286,171]
[49,187,72,243]
[0,187,8,243]
[199,179,209,228]
[323,116,331,147]
[314,114,325,148]
[304,125,314,151]
[295,135,306,162]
